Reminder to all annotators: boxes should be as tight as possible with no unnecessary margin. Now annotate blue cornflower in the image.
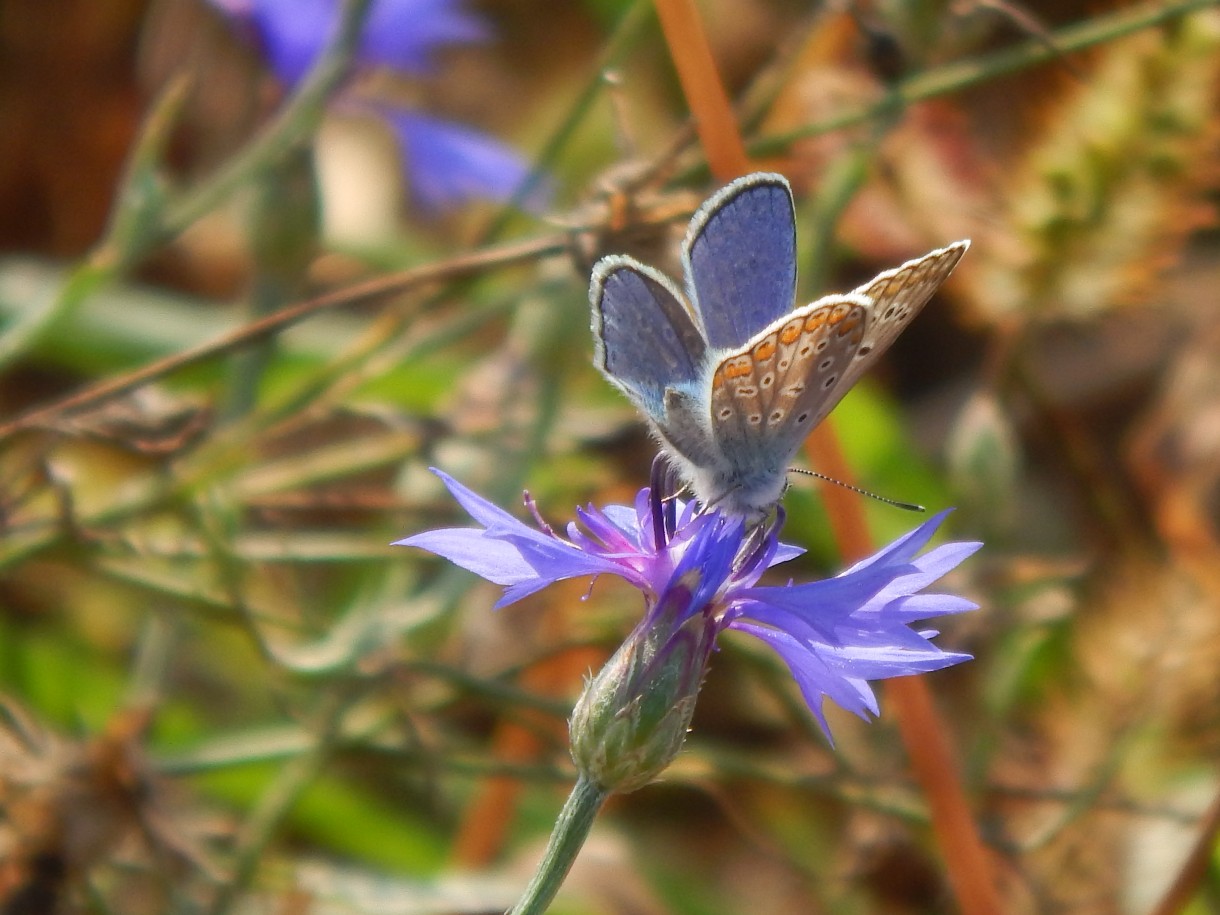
[399,468,978,790]
[209,0,537,212]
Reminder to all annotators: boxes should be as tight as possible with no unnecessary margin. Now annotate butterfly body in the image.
[590,172,968,522]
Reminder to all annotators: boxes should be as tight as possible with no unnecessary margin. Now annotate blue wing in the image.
[590,255,707,417]
[682,173,797,350]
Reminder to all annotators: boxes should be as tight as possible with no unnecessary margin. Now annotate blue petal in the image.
[855,541,982,612]
[833,621,947,653]
[839,509,955,577]
[732,623,882,742]
[214,0,489,87]
[881,594,979,622]
[361,0,488,75]
[396,470,625,607]
[770,542,806,566]
[723,513,979,738]
[424,468,532,534]
[726,599,847,646]
[667,514,744,621]
[399,528,537,586]
[735,562,901,622]
[379,109,543,212]
[228,0,334,87]
[826,643,973,680]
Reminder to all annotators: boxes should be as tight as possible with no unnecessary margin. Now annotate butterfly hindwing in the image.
[709,296,868,467]
[683,173,797,350]
[590,255,707,414]
[591,255,721,467]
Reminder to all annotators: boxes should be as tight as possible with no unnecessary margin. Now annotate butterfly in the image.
[589,172,969,522]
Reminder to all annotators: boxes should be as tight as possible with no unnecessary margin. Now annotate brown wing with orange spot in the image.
[837,241,969,394]
[709,297,868,463]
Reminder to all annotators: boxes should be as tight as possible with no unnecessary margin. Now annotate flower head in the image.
[398,466,979,789]
[210,0,538,212]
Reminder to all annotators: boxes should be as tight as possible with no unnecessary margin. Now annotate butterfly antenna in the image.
[788,468,925,513]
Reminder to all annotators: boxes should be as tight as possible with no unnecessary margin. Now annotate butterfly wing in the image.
[836,241,970,394]
[683,173,797,349]
[709,295,870,471]
[590,255,717,466]
[708,241,969,460]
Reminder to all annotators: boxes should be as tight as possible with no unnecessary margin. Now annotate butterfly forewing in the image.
[838,241,969,393]
[709,297,868,462]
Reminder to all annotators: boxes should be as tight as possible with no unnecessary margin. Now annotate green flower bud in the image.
[569,575,716,794]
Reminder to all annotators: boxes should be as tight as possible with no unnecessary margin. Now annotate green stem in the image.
[0,0,371,373]
[508,775,609,915]
[206,688,353,915]
[0,76,188,369]
[476,0,651,243]
[161,0,372,238]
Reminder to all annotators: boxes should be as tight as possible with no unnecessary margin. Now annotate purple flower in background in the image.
[399,467,979,781]
[209,0,538,212]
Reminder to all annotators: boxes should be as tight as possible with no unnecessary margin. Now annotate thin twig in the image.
[0,0,375,375]
[204,688,355,915]
[0,234,569,438]
[161,0,375,239]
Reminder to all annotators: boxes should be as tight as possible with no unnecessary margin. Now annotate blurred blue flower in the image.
[399,468,979,746]
[209,0,538,212]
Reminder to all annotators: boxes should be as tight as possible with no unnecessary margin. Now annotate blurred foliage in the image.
[1,0,1219,913]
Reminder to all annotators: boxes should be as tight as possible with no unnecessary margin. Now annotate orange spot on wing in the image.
[837,311,862,335]
[780,320,802,344]
[805,311,827,332]
[724,358,753,380]
[753,338,776,361]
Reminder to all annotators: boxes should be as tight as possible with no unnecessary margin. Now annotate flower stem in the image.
[162,0,373,239]
[508,775,608,915]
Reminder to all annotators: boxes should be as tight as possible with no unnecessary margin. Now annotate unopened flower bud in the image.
[569,575,716,794]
